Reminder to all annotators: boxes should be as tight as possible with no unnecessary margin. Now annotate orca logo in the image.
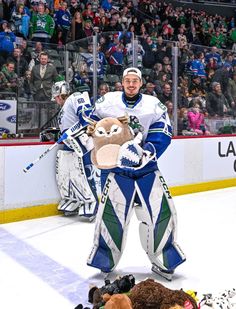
[0,102,11,111]
[6,115,16,123]
[0,127,10,134]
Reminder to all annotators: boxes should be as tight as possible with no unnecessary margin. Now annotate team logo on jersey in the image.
[96,96,105,104]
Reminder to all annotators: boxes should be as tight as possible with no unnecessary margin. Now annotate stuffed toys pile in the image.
[75,275,200,309]
[75,274,236,309]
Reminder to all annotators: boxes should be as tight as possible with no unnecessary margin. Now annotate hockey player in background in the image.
[51,80,100,218]
[84,67,186,280]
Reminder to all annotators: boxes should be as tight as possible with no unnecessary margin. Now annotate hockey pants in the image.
[87,169,186,272]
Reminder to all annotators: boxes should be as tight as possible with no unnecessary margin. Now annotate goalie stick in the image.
[23,121,84,173]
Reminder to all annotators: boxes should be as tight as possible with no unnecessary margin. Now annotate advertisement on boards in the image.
[0,99,17,134]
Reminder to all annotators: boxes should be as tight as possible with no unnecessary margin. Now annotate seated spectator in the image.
[188,75,207,98]
[30,51,59,101]
[114,81,123,91]
[190,51,207,81]
[91,82,110,104]
[73,60,91,93]
[205,46,222,68]
[206,82,230,117]
[142,82,158,97]
[0,61,18,93]
[157,82,172,105]
[178,107,197,136]
[188,99,211,135]
[166,100,174,127]
[226,72,236,115]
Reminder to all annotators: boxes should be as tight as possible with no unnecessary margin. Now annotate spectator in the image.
[114,81,123,91]
[126,40,145,69]
[30,2,55,43]
[30,51,58,101]
[80,43,107,84]
[190,51,207,80]
[178,107,197,136]
[73,60,91,93]
[206,82,230,117]
[90,82,110,104]
[210,29,226,49]
[71,11,84,41]
[21,39,31,64]
[166,100,174,127]
[226,72,236,115]
[157,83,172,105]
[188,99,211,135]
[28,41,44,71]
[54,1,72,45]
[106,40,126,75]
[188,75,207,99]
[142,82,158,97]
[10,3,30,39]
[7,47,28,78]
[205,46,222,69]
[0,20,16,63]
[0,61,18,93]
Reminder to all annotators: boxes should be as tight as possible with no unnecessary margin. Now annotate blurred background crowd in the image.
[1,0,236,136]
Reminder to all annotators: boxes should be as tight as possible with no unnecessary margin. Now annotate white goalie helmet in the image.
[51,81,70,100]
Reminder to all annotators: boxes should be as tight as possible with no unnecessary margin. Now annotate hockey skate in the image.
[151,263,174,281]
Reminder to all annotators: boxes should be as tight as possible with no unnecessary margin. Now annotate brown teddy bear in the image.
[129,279,198,309]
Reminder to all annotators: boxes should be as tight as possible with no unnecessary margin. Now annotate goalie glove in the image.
[117,141,156,170]
[117,140,143,168]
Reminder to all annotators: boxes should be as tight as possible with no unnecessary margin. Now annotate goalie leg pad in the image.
[87,173,136,272]
[56,150,98,215]
[134,170,186,272]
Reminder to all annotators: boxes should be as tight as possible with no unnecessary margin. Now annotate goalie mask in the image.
[51,81,70,100]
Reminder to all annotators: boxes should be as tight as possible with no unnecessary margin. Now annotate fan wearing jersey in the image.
[52,80,100,218]
[85,68,186,280]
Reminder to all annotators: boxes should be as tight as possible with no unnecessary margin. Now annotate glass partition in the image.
[2,33,236,138]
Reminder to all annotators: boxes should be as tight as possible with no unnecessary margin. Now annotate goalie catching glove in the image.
[117,141,156,170]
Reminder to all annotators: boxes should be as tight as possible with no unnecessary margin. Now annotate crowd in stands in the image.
[1,0,236,134]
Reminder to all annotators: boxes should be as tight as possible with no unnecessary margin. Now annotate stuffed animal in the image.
[129,279,198,309]
[103,293,133,309]
[199,289,236,309]
[86,115,135,169]
[88,274,135,309]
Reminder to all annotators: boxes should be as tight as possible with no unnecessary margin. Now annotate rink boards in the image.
[0,135,236,223]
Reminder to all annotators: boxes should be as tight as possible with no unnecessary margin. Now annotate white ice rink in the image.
[1,187,236,309]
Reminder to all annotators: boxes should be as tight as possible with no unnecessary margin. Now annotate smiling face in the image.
[122,73,142,97]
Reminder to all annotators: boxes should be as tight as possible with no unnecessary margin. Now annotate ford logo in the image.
[6,115,16,123]
[0,127,10,133]
[0,102,11,111]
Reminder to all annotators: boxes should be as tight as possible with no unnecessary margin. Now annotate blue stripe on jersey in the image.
[145,127,171,159]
